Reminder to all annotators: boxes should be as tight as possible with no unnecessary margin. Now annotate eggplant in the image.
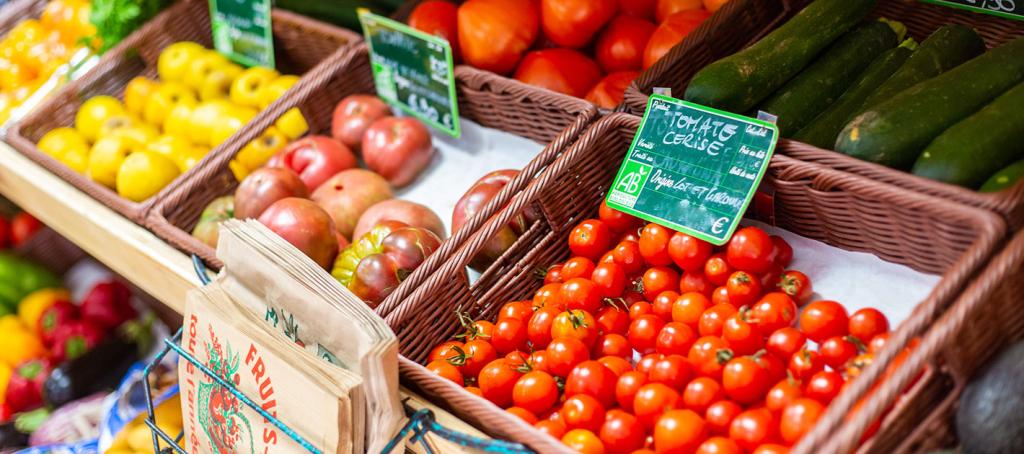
[0,422,28,449]
[42,337,140,408]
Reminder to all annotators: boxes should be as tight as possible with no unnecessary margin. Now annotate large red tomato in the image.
[514,49,603,98]
[595,16,656,72]
[458,0,539,75]
[617,0,656,19]
[656,0,704,22]
[408,0,461,61]
[586,71,639,109]
[643,9,711,69]
[540,0,618,48]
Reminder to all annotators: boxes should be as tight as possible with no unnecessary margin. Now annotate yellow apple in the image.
[235,126,287,170]
[37,127,88,160]
[87,135,138,188]
[186,100,233,146]
[145,134,192,161]
[229,159,250,182]
[199,63,242,101]
[123,76,158,116]
[142,82,196,127]
[163,103,194,138]
[209,105,257,147]
[75,96,126,142]
[96,114,136,139]
[183,51,229,90]
[275,107,309,139]
[108,124,158,146]
[229,66,279,108]
[61,146,89,174]
[116,151,181,202]
[157,41,205,82]
[258,74,299,109]
[175,146,209,172]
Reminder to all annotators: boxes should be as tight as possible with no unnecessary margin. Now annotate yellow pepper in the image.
[0,362,10,405]
[0,316,45,367]
[18,288,69,334]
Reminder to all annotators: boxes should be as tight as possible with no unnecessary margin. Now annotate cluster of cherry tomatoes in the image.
[425,201,899,453]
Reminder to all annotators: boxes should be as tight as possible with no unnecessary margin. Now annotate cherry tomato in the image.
[755,351,788,383]
[465,386,483,397]
[698,304,737,337]
[679,270,713,297]
[566,360,619,408]
[652,290,679,319]
[799,300,849,343]
[639,223,673,266]
[705,400,742,435]
[528,305,561,349]
[561,278,604,314]
[711,286,731,306]
[766,327,806,361]
[594,333,632,358]
[562,428,606,454]
[753,445,791,454]
[771,235,793,268]
[599,200,642,232]
[726,226,775,274]
[868,333,889,354]
[512,370,559,415]
[696,436,742,454]
[534,283,565,310]
[547,337,591,377]
[552,309,599,348]
[499,300,534,322]
[703,252,731,286]
[600,251,616,264]
[457,0,538,75]
[458,339,498,378]
[478,358,523,407]
[766,379,801,413]
[722,357,770,404]
[563,257,598,280]
[541,0,617,48]
[683,377,723,414]
[544,264,564,284]
[780,398,824,444]
[535,419,566,439]
[599,355,633,377]
[688,336,729,380]
[506,350,531,369]
[642,266,679,301]
[630,300,654,319]
[672,291,711,327]
[751,292,798,333]
[593,262,628,298]
[530,350,552,373]
[596,305,631,335]
[595,15,655,73]
[429,340,463,363]
[619,230,641,243]
[759,264,784,292]
[729,408,777,452]
[596,413,643,454]
[643,8,710,68]
[628,314,666,354]
[462,319,494,341]
[667,232,712,272]
[844,352,874,380]
[507,406,538,424]
[722,310,762,356]
[789,348,824,381]
[569,219,615,260]
[656,321,697,356]
[427,359,465,385]
[849,308,890,344]
[561,394,607,432]
[636,353,664,375]
[492,317,528,354]
[725,271,761,307]
[616,371,648,412]
[633,383,681,429]
[819,336,860,369]
[778,270,813,305]
[653,409,707,453]
[612,240,646,275]
[647,354,692,389]
[408,1,460,59]
[805,370,844,405]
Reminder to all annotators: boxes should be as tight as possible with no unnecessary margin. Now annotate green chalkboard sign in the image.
[606,95,778,245]
[358,10,460,137]
[209,0,275,68]
[922,0,1023,20]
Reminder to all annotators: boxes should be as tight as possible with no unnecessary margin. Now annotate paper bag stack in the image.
[178,220,403,453]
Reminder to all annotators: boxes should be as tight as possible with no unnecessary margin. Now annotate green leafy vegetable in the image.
[88,0,172,53]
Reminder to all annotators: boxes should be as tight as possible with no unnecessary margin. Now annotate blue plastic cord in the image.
[192,254,212,286]
[381,408,533,454]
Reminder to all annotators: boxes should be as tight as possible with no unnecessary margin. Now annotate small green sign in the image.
[921,0,1023,21]
[209,0,275,68]
[606,95,778,245]
[358,10,460,138]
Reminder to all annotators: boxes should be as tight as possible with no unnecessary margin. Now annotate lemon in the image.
[183,51,229,90]
[75,96,126,142]
[157,41,205,83]
[116,152,181,202]
[275,107,309,140]
[87,135,136,188]
[37,127,88,160]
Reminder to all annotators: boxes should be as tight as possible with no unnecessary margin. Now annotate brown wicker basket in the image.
[625,0,1024,229]
[6,0,361,223]
[0,0,47,45]
[382,112,1005,453]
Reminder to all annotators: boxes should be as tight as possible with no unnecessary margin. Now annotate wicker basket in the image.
[381,112,1005,453]
[0,0,47,45]
[624,0,1024,229]
[6,0,361,223]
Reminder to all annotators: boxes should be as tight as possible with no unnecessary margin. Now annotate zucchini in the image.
[860,25,985,111]
[683,0,876,113]
[836,36,1024,169]
[757,20,899,136]
[794,39,916,148]
[980,160,1024,192]
[912,82,1024,188]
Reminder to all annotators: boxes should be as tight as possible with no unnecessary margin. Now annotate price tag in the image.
[606,94,778,245]
[209,0,275,68]
[358,10,461,138]
[921,0,1023,20]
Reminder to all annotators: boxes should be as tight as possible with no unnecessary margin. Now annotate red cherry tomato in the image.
[499,300,534,321]
[616,370,648,412]
[600,409,646,454]
[726,226,775,274]
[408,0,460,60]
[753,444,791,454]
[778,270,813,305]
[788,348,824,381]
[427,359,465,385]
[540,0,617,48]
[528,305,560,348]
[565,360,619,408]
[596,305,631,335]
[459,339,498,378]
[679,270,713,297]
[705,400,742,435]
[766,327,806,362]
[492,317,528,354]
[628,314,666,354]
[755,351,787,383]
[643,8,711,69]
[765,379,801,413]
[848,308,890,344]
[845,352,874,380]
[729,408,777,452]
[722,356,771,405]
[759,264,784,292]
[513,370,559,415]
[868,333,890,354]
[711,286,731,306]
[639,223,673,266]
[533,283,565,310]
[751,292,798,333]
[771,235,793,268]
[586,71,640,109]
[696,436,742,454]
[547,337,591,377]
[819,336,860,370]
[569,219,616,260]
[551,309,599,348]
[683,376,723,414]
[633,383,681,429]
[561,278,603,313]
[647,354,692,389]
[599,200,642,233]
[429,340,463,363]
[530,350,552,373]
[507,406,538,424]
[642,266,679,301]
[722,310,762,356]
[688,336,729,380]
[704,253,732,286]
[612,240,646,275]
[636,353,664,375]
[561,394,607,432]
[672,291,711,327]
[698,303,737,337]
[562,428,606,454]
[799,300,849,343]
[478,358,523,407]
[544,264,564,284]
[653,409,707,453]
[648,290,675,320]
[535,419,566,439]
[514,48,604,97]
[457,0,538,75]
[594,333,632,358]
[595,15,656,73]
[598,355,633,377]
[656,321,697,356]
[668,232,713,272]
[725,271,761,307]
[10,213,40,247]
[563,257,597,281]
[630,300,654,319]
[780,398,825,444]
[804,370,844,405]
[592,262,628,298]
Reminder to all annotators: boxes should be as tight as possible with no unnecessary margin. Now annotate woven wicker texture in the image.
[625,0,1024,228]
[383,113,1005,452]
[6,0,361,223]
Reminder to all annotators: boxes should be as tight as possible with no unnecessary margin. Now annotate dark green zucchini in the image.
[836,36,1024,169]
[794,39,916,148]
[757,20,899,136]
[981,160,1024,192]
[683,0,876,113]
[859,25,985,111]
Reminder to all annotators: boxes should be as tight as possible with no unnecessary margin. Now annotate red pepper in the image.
[80,281,136,329]
[0,402,10,422]
[38,300,78,348]
[5,359,50,413]
[50,320,104,363]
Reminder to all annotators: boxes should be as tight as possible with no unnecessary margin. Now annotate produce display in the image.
[105,394,182,454]
[34,41,309,202]
[685,0,1024,191]
[406,0,727,108]
[424,200,917,452]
